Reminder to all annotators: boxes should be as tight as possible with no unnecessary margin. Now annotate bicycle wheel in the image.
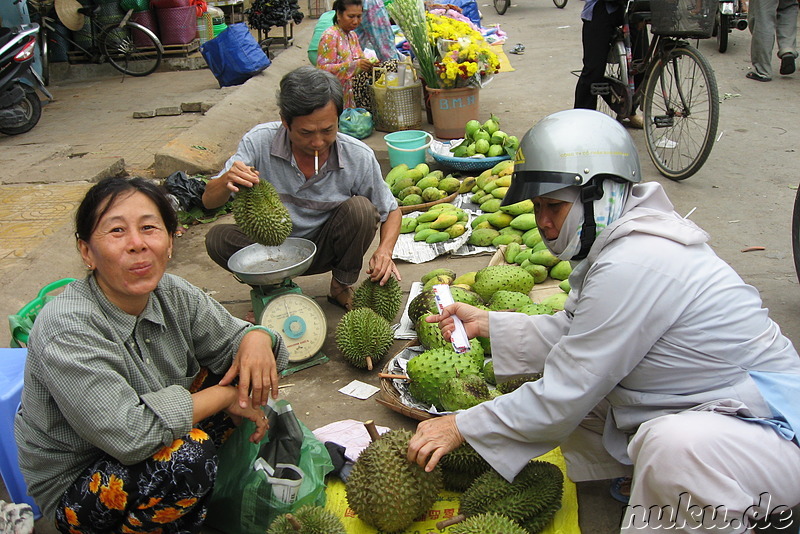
[37,24,50,86]
[595,39,631,120]
[494,0,510,15]
[792,183,800,284]
[100,21,162,77]
[553,0,568,8]
[717,13,730,53]
[642,43,719,181]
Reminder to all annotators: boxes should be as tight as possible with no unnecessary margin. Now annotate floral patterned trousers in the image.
[54,371,236,534]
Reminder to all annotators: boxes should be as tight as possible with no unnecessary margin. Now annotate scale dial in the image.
[259,293,327,363]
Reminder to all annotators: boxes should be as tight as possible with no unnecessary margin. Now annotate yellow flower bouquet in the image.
[428,13,500,89]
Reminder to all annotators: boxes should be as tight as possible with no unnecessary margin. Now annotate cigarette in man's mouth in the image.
[314,151,319,174]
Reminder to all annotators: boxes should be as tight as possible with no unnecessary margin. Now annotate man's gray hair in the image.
[278,66,344,126]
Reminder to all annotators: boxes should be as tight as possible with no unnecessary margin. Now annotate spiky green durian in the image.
[440,442,491,492]
[335,308,393,370]
[346,429,442,533]
[352,276,403,322]
[496,373,543,394]
[450,512,528,534]
[232,180,292,246]
[267,505,346,534]
[458,461,564,533]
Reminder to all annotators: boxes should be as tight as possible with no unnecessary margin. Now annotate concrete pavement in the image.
[1,5,799,532]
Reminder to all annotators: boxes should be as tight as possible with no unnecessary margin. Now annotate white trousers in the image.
[562,410,800,533]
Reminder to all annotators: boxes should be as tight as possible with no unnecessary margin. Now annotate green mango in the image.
[492,234,523,246]
[468,228,500,247]
[402,194,423,206]
[549,260,572,280]
[504,242,521,263]
[422,187,445,203]
[500,199,535,216]
[514,248,533,265]
[499,227,524,237]
[491,186,508,199]
[400,217,418,233]
[487,212,514,229]
[559,279,571,293]
[523,228,543,248]
[397,185,422,201]
[446,223,467,238]
[391,177,414,197]
[480,198,502,213]
[415,222,432,232]
[414,163,430,177]
[426,231,451,244]
[416,175,440,191]
[439,177,461,194]
[385,163,408,186]
[417,210,442,223]
[421,268,457,285]
[529,249,561,268]
[510,213,538,231]
[470,213,491,229]
[430,212,459,230]
[414,228,438,242]
[521,261,548,283]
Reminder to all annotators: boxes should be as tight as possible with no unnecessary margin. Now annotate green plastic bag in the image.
[205,400,333,534]
[339,108,374,139]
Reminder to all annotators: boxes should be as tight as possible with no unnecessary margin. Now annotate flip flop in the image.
[610,476,631,504]
[510,43,526,55]
[746,71,771,82]
[780,54,796,75]
[327,288,354,311]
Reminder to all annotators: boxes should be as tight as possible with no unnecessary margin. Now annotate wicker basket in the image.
[130,10,159,48]
[429,149,511,172]
[650,0,714,38]
[371,66,423,133]
[377,340,436,421]
[155,5,197,44]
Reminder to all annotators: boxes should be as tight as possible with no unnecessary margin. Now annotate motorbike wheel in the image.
[0,86,42,136]
[717,13,730,53]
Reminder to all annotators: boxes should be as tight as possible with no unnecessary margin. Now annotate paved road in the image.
[1,6,799,532]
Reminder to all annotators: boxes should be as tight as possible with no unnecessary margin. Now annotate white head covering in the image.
[542,180,630,260]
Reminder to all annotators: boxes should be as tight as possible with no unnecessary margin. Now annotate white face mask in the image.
[542,180,630,260]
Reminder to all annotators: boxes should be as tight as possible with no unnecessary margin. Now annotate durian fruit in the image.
[449,512,528,534]
[441,460,563,534]
[496,373,543,394]
[439,373,492,411]
[440,442,491,492]
[267,505,346,534]
[346,429,442,533]
[232,180,292,246]
[335,308,394,370]
[352,276,404,322]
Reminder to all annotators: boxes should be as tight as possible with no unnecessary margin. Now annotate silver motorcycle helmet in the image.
[502,109,642,206]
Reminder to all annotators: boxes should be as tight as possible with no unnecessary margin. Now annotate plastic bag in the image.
[205,400,333,534]
[199,23,271,87]
[164,171,207,211]
[339,108,374,139]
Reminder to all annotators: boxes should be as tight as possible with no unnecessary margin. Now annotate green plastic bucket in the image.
[384,130,432,168]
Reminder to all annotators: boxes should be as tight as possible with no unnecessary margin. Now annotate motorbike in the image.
[0,23,52,135]
[713,0,748,53]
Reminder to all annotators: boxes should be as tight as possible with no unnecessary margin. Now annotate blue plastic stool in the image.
[0,347,41,519]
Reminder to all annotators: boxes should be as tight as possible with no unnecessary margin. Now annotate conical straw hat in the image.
[55,0,86,31]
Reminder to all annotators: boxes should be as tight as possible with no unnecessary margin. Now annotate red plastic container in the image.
[155,5,197,44]
[130,10,160,48]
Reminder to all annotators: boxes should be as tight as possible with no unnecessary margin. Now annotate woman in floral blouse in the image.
[317,0,377,109]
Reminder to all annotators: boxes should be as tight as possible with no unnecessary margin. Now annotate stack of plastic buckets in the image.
[384,130,432,168]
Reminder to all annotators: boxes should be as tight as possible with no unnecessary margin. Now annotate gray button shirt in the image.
[14,274,288,517]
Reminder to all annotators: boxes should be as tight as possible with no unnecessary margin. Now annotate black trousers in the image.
[574,0,645,110]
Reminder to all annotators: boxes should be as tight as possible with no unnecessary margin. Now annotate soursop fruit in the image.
[232,180,292,246]
[416,313,448,350]
[449,513,528,534]
[496,373,543,394]
[439,373,492,411]
[335,308,394,370]
[472,265,535,302]
[407,348,482,409]
[483,359,495,384]
[352,276,403,322]
[346,429,442,533]
[487,290,533,311]
[267,505,346,534]
[518,303,556,316]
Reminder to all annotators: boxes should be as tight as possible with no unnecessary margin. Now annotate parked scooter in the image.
[713,0,748,53]
[0,23,52,135]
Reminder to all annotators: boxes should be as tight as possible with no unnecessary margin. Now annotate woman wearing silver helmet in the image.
[407,109,800,531]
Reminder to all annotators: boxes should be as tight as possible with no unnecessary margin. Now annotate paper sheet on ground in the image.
[324,447,580,534]
[312,419,390,462]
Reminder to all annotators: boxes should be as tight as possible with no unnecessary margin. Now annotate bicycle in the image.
[493,0,567,18]
[592,0,720,181]
[27,0,163,85]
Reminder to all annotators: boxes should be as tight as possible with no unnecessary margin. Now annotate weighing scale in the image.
[228,238,327,367]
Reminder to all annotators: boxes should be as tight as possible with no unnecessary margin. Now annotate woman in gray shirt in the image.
[14,176,288,533]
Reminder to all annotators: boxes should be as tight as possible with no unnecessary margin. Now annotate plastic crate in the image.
[650,0,714,38]
[8,279,76,348]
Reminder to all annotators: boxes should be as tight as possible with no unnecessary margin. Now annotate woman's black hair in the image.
[75,176,178,242]
[332,0,363,15]
[278,66,344,125]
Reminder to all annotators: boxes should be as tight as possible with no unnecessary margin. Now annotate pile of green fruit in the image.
[385,162,472,207]
[449,114,519,158]
[400,202,470,244]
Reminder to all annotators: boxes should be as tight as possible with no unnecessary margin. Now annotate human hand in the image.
[223,161,260,193]
[219,329,279,409]
[357,58,374,72]
[427,302,489,340]
[225,402,270,443]
[367,250,401,285]
[407,415,465,471]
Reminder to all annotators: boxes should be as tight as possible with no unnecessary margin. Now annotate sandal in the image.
[327,286,354,311]
[780,54,796,75]
[610,476,632,504]
[509,43,525,55]
[746,71,771,82]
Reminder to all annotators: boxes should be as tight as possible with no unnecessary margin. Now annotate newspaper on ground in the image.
[396,281,423,339]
